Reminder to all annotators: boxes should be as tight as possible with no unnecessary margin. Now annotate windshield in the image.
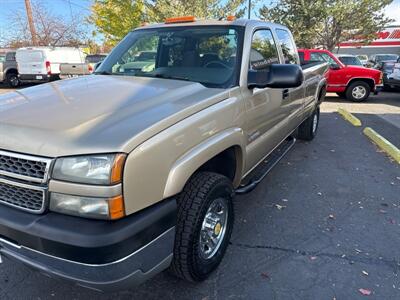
[376,54,398,62]
[0,55,5,62]
[338,56,362,66]
[95,26,244,88]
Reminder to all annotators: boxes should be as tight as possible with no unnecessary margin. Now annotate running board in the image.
[235,136,296,194]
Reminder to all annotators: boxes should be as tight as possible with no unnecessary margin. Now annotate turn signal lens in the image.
[108,195,125,220]
[165,16,196,24]
[111,154,126,184]
[227,15,236,21]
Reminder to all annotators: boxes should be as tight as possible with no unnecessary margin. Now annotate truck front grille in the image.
[0,150,51,183]
[0,150,51,213]
[0,179,45,213]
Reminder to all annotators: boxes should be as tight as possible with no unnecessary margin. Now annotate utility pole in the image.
[24,0,38,45]
[248,0,251,19]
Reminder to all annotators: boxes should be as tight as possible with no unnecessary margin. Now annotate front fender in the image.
[163,128,246,199]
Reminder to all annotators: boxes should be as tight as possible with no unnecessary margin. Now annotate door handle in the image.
[283,89,289,99]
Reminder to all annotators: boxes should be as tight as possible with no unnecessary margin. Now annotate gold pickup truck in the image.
[0,18,327,291]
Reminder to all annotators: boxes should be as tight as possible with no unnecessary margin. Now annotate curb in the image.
[363,127,400,164]
[337,108,362,127]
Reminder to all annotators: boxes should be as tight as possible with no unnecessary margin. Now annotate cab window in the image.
[275,29,299,64]
[250,29,280,70]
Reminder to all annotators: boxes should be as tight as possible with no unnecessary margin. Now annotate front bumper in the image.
[0,198,176,291]
[383,76,400,89]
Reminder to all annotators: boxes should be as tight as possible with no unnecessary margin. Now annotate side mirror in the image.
[248,64,304,89]
[330,64,341,70]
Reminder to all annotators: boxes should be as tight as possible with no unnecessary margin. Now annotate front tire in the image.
[346,81,370,102]
[170,172,234,282]
[297,107,320,141]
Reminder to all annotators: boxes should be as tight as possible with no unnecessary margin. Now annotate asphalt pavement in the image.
[0,86,399,299]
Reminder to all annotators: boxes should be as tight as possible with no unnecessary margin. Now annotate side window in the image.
[250,29,280,70]
[310,53,326,62]
[275,29,299,64]
[6,52,16,61]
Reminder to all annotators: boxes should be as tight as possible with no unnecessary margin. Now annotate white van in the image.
[16,47,85,83]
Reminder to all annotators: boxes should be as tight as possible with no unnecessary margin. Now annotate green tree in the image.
[259,0,393,51]
[147,0,246,22]
[89,0,246,46]
[89,0,145,46]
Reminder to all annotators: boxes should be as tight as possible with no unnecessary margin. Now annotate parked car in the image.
[0,18,328,291]
[381,58,400,90]
[356,54,369,67]
[16,47,86,83]
[299,49,383,102]
[85,54,107,69]
[335,54,363,66]
[369,54,399,69]
[60,54,108,77]
[0,51,20,87]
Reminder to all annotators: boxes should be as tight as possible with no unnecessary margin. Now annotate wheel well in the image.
[347,78,374,91]
[317,84,326,103]
[6,69,18,76]
[197,146,241,182]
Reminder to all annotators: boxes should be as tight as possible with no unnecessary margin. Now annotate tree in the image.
[5,1,87,47]
[259,0,393,51]
[147,0,246,22]
[89,0,246,46]
[89,0,145,46]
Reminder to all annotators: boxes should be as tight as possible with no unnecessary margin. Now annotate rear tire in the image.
[297,107,320,141]
[6,72,20,87]
[345,81,370,102]
[170,172,234,282]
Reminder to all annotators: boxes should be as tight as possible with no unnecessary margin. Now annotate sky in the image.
[0,0,399,45]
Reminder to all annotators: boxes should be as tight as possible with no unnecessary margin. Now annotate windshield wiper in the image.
[154,74,191,82]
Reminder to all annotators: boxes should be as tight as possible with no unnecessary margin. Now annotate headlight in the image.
[50,193,125,220]
[52,154,126,185]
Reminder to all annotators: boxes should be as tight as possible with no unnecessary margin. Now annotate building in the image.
[336,26,400,56]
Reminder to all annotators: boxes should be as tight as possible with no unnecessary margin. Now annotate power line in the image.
[59,0,91,12]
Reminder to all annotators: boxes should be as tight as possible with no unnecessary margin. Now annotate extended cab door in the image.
[274,28,305,131]
[241,28,293,174]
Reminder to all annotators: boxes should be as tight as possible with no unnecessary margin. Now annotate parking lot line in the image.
[363,127,400,164]
[337,108,362,127]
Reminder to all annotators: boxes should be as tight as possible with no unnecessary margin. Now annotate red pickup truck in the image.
[298,49,383,102]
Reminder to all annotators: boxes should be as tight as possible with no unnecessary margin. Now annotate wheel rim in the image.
[199,197,228,260]
[312,113,318,133]
[351,86,366,99]
[9,76,18,87]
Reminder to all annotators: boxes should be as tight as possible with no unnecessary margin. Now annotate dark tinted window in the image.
[338,56,362,66]
[275,29,299,64]
[5,52,16,61]
[298,51,305,64]
[250,29,280,70]
[85,55,106,63]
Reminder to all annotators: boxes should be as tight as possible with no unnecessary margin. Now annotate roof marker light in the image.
[165,16,196,24]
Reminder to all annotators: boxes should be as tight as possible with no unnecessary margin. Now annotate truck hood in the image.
[0,75,228,157]
[344,65,381,76]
